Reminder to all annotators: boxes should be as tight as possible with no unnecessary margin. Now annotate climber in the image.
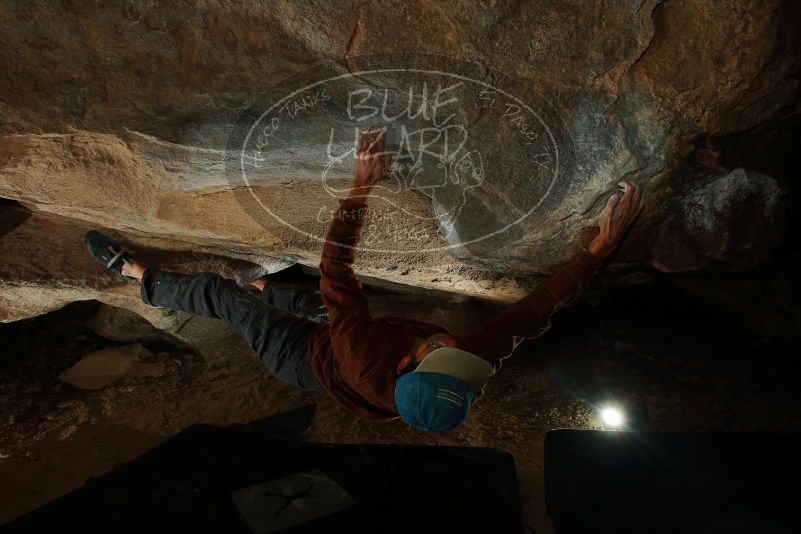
[85,128,644,432]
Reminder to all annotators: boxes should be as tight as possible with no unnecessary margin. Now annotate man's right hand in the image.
[588,179,644,260]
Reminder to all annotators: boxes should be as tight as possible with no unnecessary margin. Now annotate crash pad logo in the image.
[227,55,563,255]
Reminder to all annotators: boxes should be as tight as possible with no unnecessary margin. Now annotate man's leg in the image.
[124,262,321,390]
[251,278,327,322]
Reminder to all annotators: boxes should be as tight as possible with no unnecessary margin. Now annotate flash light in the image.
[600,406,625,429]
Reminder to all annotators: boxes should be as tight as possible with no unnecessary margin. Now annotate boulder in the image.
[86,304,172,345]
[651,169,785,272]
[0,0,797,320]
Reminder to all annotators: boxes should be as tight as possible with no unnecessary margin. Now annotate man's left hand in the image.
[348,127,392,202]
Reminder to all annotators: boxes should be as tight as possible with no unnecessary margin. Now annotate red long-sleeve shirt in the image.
[308,199,602,420]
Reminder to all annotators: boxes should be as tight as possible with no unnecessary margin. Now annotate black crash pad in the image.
[545,430,801,534]
[3,413,522,533]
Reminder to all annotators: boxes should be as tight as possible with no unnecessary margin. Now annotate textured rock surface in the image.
[0,0,799,320]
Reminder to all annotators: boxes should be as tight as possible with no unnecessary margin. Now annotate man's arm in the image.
[319,197,371,332]
[318,129,392,375]
[457,180,644,369]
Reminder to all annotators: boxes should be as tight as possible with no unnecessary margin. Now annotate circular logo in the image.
[226,54,568,257]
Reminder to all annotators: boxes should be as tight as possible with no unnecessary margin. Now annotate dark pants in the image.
[141,270,324,391]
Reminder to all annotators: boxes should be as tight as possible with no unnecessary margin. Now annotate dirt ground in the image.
[1,278,801,533]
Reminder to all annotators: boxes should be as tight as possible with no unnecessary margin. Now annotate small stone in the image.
[59,343,165,390]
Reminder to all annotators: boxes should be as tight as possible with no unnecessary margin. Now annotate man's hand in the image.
[588,180,644,260]
[347,127,392,202]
